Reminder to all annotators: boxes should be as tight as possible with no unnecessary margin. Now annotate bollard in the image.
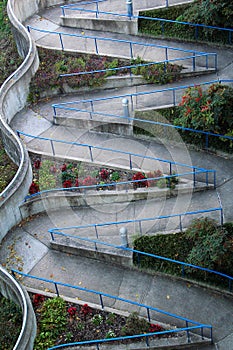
[122,98,130,122]
[120,227,128,248]
[126,0,133,18]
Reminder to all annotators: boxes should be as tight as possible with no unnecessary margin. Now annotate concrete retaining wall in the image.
[0,266,36,350]
[60,16,138,35]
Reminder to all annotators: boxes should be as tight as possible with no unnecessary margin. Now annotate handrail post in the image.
[193,168,196,188]
[205,171,209,187]
[53,106,57,125]
[193,52,196,71]
[220,207,223,226]
[95,224,99,239]
[50,140,55,156]
[89,146,94,162]
[59,33,64,51]
[99,294,104,309]
[129,154,132,169]
[179,215,183,232]
[94,38,99,55]
[129,42,133,59]
[172,89,176,106]
[147,307,151,322]
[96,1,99,18]
[54,283,59,296]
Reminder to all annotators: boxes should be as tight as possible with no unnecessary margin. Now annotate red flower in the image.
[67,306,77,317]
[32,293,45,306]
[34,159,41,169]
[132,172,148,189]
[80,303,92,316]
[74,178,79,187]
[63,180,72,188]
[149,323,164,334]
[29,181,40,194]
[99,168,109,180]
[61,163,67,172]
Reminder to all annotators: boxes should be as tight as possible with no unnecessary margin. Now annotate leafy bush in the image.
[34,297,67,350]
[173,84,233,151]
[131,57,182,84]
[133,218,233,288]
[27,48,183,103]
[138,1,233,44]
[0,294,22,350]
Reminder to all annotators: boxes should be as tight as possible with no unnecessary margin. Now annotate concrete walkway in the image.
[2,1,233,349]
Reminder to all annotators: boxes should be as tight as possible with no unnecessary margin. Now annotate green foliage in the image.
[0,295,22,350]
[133,218,233,288]
[174,84,233,151]
[131,57,182,84]
[185,218,227,270]
[28,48,182,103]
[133,232,191,275]
[0,140,18,192]
[92,314,103,326]
[38,160,57,191]
[138,2,233,45]
[120,312,149,336]
[110,171,120,181]
[34,297,67,350]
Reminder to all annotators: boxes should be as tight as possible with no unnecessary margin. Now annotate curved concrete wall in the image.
[0,1,40,241]
[0,266,37,350]
[0,0,88,242]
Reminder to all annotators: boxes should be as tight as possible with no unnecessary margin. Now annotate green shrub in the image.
[173,84,233,151]
[133,218,233,288]
[34,297,67,350]
[0,295,22,350]
[138,1,233,44]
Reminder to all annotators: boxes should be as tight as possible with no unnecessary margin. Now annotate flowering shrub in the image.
[67,306,77,317]
[132,172,148,189]
[81,176,97,187]
[32,293,45,307]
[149,323,164,334]
[80,304,92,317]
[63,180,73,188]
[99,168,109,180]
[34,159,41,169]
[175,84,233,141]
[146,170,163,187]
[29,181,40,194]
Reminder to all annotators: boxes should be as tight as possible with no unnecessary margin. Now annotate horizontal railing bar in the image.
[27,25,210,54]
[11,269,212,326]
[17,130,213,171]
[49,207,222,232]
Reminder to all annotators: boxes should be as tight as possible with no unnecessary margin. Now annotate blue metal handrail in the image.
[49,207,223,238]
[47,324,211,349]
[16,130,216,191]
[11,268,213,349]
[27,25,217,69]
[137,15,233,45]
[52,79,233,151]
[23,171,209,202]
[16,130,212,172]
[59,3,233,44]
[47,214,232,292]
